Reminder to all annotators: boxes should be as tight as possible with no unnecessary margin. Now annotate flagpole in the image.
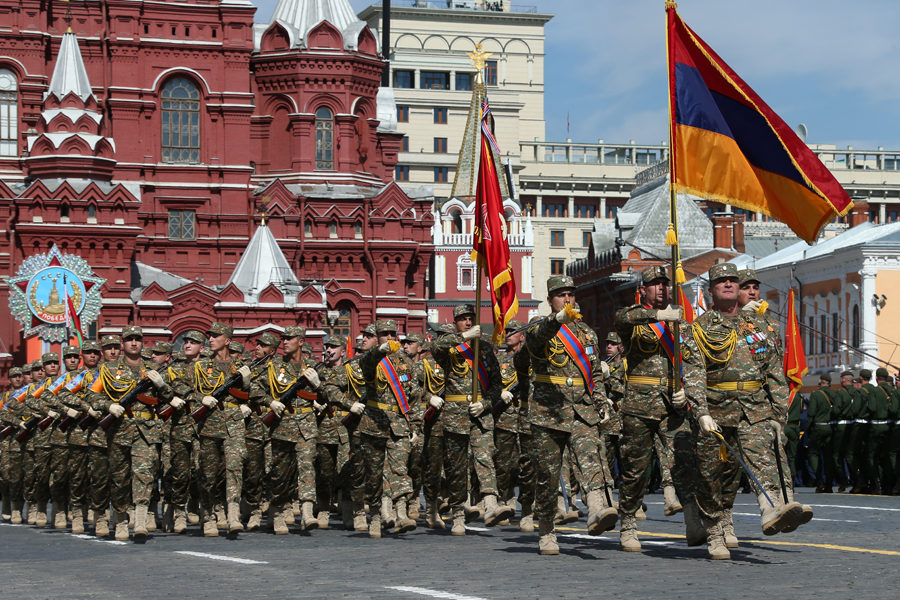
[665,1,683,393]
[471,261,483,407]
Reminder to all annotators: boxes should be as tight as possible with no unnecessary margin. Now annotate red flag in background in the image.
[472,97,518,345]
[677,285,695,324]
[783,289,808,407]
[345,333,354,359]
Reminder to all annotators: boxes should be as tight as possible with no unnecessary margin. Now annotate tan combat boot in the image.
[36,503,47,527]
[538,519,559,555]
[300,501,318,531]
[94,510,110,537]
[146,503,157,532]
[71,506,85,534]
[380,496,395,529]
[271,504,288,535]
[408,496,421,521]
[317,509,330,530]
[663,486,683,516]
[284,503,296,525]
[634,506,647,521]
[214,504,227,529]
[292,500,301,516]
[87,508,94,523]
[247,505,262,531]
[202,511,219,537]
[463,498,483,524]
[368,512,382,539]
[173,506,188,534]
[484,494,515,527]
[54,502,67,529]
[187,498,200,524]
[114,511,130,541]
[438,497,450,514]
[11,500,24,525]
[451,507,466,536]
[684,502,706,546]
[425,499,445,530]
[720,507,738,548]
[227,502,244,533]
[759,490,803,536]
[27,503,37,525]
[352,501,367,531]
[780,485,813,532]
[394,498,417,534]
[619,513,641,552]
[519,502,534,533]
[133,504,149,538]
[586,490,618,536]
[554,495,578,525]
[701,515,731,560]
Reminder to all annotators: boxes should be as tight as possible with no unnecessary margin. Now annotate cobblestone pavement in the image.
[2,489,897,600]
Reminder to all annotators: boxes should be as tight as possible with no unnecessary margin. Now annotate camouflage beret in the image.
[172,351,187,362]
[876,367,890,379]
[738,269,760,285]
[21,363,33,373]
[363,324,377,336]
[708,263,739,283]
[453,304,476,318]
[63,345,81,357]
[207,322,234,338]
[81,340,101,352]
[323,334,345,347]
[140,348,153,359]
[9,367,22,376]
[282,325,306,339]
[41,352,59,363]
[437,323,456,335]
[547,275,575,293]
[404,332,425,344]
[122,325,143,338]
[301,343,313,353]
[31,359,43,369]
[819,373,832,383]
[183,330,207,344]
[152,341,173,354]
[859,369,872,379]
[257,331,281,347]
[504,319,525,331]
[840,370,853,378]
[101,334,121,346]
[228,341,244,353]
[605,332,621,344]
[375,319,397,333]
[641,266,669,284]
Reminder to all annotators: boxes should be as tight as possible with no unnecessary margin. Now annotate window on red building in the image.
[161,78,200,164]
[0,69,18,157]
[315,107,334,170]
[168,210,195,240]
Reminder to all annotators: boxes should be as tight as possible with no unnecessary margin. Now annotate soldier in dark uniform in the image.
[862,368,890,494]
[806,374,835,492]
[848,375,870,493]
[875,368,898,494]
[832,371,856,492]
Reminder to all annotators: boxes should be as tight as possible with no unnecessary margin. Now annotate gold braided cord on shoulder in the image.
[624,325,661,356]
[193,362,225,395]
[98,364,136,401]
[423,360,444,395]
[267,362,295,401]
[450,349,471,379]
[345,363,366,398]
[692,324,738,364]
[547,336,569,368]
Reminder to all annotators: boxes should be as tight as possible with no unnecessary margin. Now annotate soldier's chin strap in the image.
[709,430,775,508]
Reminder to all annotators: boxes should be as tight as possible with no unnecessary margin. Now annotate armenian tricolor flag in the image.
[666,3,853,243]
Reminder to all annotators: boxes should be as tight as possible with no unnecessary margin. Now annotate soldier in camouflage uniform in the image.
[189,322,253,536]
[615,266,706,554]
[228,341,245,361]
[249,325,320,534]
[163,330,204,533]
[692,264,812,560]
[0,367,25,523]
[18,361,40,525]
[601,333,624,489]
[352,319,419,538]
[243,331,280,530]
[313,334,350,529]
[85,327,174,540]
[430,305,511,535]
[22,356,56,527]
[806,374,835,491]
[401,331,427,521]
[861,369,890,493]
[524,277,617,555]
[420,329,449,529]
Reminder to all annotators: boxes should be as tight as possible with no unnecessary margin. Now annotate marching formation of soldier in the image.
[1,267,895,559]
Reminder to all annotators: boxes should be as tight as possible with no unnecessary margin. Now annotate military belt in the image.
[366,400,399,412]
[870,420,891,425]
[854,419,869,424]
[445,394,473,402]
[708,381,763,391]
[298,406,314,414]
[628,376,676,387]
[534,374,585,387]
[786,420,800,426]
[835,420,853,425]
[225,402,243,408]
[520,401,529,409]
[813,422,834,427]
[127,411,155,420]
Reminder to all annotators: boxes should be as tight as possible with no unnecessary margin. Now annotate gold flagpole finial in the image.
[665,1,678,9]
[466,44,493,71]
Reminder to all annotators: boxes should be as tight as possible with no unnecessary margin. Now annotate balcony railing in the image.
[389,0,538,13]
[519,141,670,167]
[442,232,527,246]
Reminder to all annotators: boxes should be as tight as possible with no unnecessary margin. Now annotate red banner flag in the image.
[667,5,853,243]
[783,288,807,407]
[472,97,518,345]
[64,276,85,346]
[677,285,695,324]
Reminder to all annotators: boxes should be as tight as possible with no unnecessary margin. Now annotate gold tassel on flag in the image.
[665,223,678,246]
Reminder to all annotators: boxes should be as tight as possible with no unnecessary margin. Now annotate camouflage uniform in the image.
[243,332,280,512]
[494,345,523,504]
[164,332,204,509]
[0,371,27,515]
[23,362,54,517]
[313,335,349,520]
[420,350,448,506]
[403,332,428,511]
[55,347,97,515]
[601,333,624,484]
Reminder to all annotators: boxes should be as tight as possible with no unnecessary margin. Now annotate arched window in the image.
[315,107,333,170]
[852,305,860,347]
[0,69,17,157]
[449,209,462,234]
[161,77,200,164]
[329,305,352,339]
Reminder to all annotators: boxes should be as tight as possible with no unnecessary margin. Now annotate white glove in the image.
[379,341,400,354]
[108,404,125,418]
[66,408,80,419]
[429,395,444,410]
[270,400,285,416]
[468,401,484,416]
[170,397,185,410]
[19,421,27,430]
[742,300,763,313]
[88,408,101,419]
[599,360,610,377]
[238,366,252,387]
[768,420,786,445]
[303,368,321,389]
[500,390,514,403]
[656,305,683,322]
[146,370,165,388]
[313,401,326,413]
[462,325,481,341]
[201,396,218,409]
[409,429,418,445]
[598,402,611,425]
[239,404,252,418]
[350,402,365,415]
[47,410,59,419]
[671,389,687,408]
[699,415,720,435]
[555,306,577,324]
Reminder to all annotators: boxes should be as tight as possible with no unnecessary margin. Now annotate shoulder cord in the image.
[423,360,444,395]
[193,361,225,395]
[267,362,295,401]
[692,325,738,365]
[98,364,136,401]
[345,363,366,398]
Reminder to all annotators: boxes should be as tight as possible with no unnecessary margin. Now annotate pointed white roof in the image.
[261,0,376,52]
[46,31,94,102]
[225,222,301,303]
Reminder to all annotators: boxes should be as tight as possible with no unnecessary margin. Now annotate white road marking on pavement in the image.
[464,525,489,531]
[174,551,268,564]
[733,502,900,512]
[387,586,490,600]
[69,533,128,545]
[732,512,859,523]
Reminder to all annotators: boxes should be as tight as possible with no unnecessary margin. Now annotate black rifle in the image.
[261,361,326,427]
[95,361,172,431]
[190,354,273,423]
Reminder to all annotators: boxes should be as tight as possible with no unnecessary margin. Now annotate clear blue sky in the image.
[253,0,900,150]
